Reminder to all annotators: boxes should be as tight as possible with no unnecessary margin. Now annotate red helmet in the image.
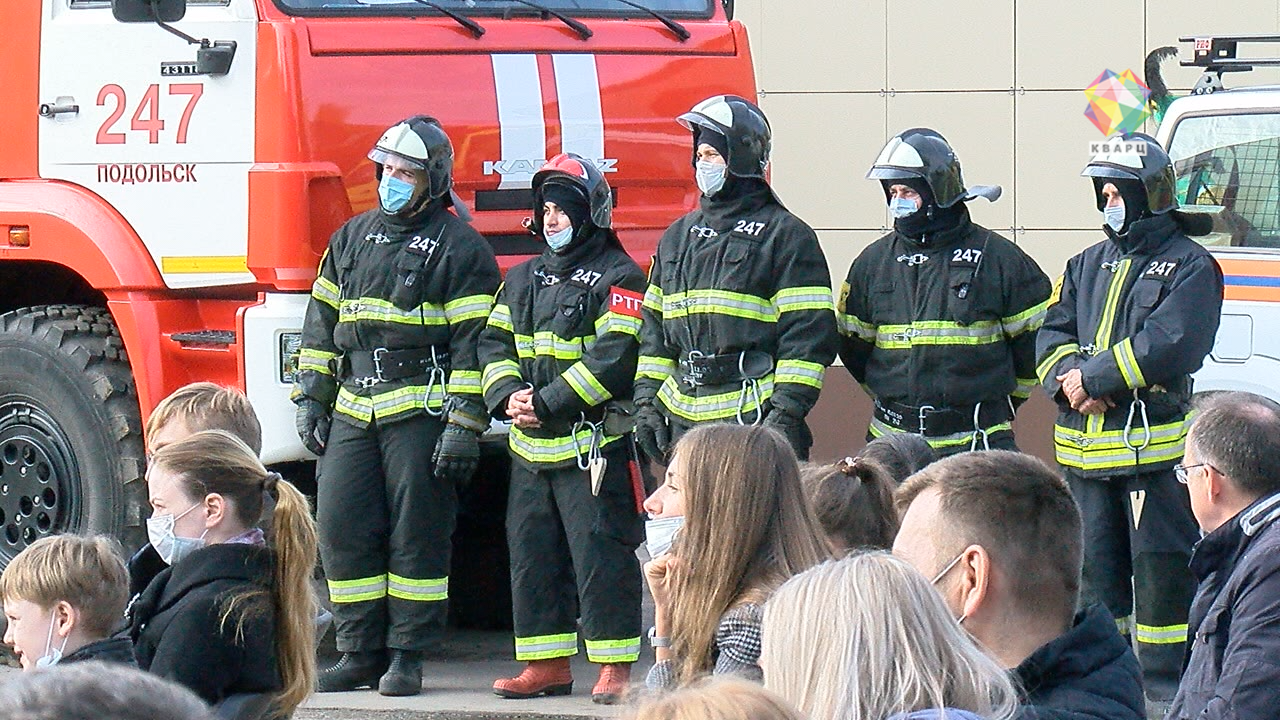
[529,153,613,234]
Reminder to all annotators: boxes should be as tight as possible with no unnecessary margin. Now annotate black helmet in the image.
[867,128,1000,208]
[529,153,613,235]
[677,95,771,179]
[1081,132,1176,214]
[368,116,454,201]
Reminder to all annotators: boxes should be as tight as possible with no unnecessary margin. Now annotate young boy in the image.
[2,534,133,668]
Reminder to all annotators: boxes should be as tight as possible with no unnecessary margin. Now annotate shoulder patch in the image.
[609,286,644,319]
[1049,274,1064,306]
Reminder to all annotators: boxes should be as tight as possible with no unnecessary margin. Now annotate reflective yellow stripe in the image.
[869,417,1012,449]
[514,332,583,360]
[335,384,447,424]
[1037,343,1080,384]
[482,360,523,394]
[875,320,1003,349]
[387,573,448,602]
[447,370,482,395]
[595,311,642,337]
[838,311,876,341]
[1115,615,1134,636]
[563,362,612,406]
[488,303,514,332]
[1093,258,1132,351]
[637,355,676,381]
[1013,377,1037,399]
[508,426,623,464]
[328,574,388,604]
[773,286,835,313]
[312,275,340,309]
[339,297,447,326]
[584,637,642,663]
[643,284,663,312]
[515,633,578,660]
[656,375,773,424]
[1002,298,1049,337]
[1114,338,1147,389]
[1053,416,1191,471]
[162,255,248,274]
[775,359,825,389]
[663,289,775,323]
[298,348,339,375]
[1135,622,1188,645]
[444,294,494,324]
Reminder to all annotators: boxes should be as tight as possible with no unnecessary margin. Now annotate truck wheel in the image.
[0,305,146,565]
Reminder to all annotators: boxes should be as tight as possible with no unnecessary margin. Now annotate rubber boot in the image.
[378,649,424,697]
[492,657,574,699]
[591,663,631,705]
[316,650,388,692]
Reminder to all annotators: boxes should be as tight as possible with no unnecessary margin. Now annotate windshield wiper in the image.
[602,0,689,41]
[504,0,593,40]
[408,0,486,37]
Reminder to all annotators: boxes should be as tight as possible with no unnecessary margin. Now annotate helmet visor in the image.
[368,147,427,172]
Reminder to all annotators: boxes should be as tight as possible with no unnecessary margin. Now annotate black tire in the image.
[0,305,146,565]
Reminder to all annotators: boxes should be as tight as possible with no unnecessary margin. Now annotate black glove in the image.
[433,422,480,485]
[295,399,332,456]
[764,409,811,460]
[634,404,671,464]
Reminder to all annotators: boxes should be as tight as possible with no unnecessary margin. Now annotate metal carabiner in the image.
[423,365,447,417]
[736,378,764,426]
[1122,391,1152,452]
[572,414,603,471]
[970,402,990,452]
[917,405,935,435]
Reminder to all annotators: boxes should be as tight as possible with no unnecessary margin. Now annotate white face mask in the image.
[889,196,920,219]
[545,225,574,252]
[146,502,208,566]
[1103,203,1126,231]
[695,160,727,197]
[644,515,684,558]
[35,613,69,668]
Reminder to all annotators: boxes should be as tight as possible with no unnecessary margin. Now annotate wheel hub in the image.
[0,402,78,556]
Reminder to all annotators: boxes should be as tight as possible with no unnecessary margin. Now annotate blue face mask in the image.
[545,225,574,252]
[1103,203,1126,232]
[889,197,920,219]
[695,160,727,197]
[378,174,415,214]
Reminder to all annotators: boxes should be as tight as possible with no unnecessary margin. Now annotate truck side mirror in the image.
[112,0,186,23]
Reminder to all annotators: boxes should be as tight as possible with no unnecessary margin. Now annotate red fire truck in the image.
[0,0,755,573]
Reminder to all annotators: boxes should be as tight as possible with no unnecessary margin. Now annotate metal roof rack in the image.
[1181,35,1280,94]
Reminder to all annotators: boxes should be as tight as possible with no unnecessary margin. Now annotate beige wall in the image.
[731,0,1280,284]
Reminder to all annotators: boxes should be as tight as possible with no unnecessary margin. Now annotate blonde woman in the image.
[645,424,829,688]
[629,676,806,720]
[128,430,318,716]
[761,552,1020,720]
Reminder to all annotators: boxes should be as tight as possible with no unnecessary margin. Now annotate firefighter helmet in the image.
[367,116,454,201]
[868,128,984,208]
[529,153,613,235]
[677,95,771,179]
[1081,132,1177,214]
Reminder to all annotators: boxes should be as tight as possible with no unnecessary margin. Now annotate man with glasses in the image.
[894,450,1145,720]
[1167,392,1280,720]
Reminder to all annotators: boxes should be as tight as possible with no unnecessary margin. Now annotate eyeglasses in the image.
[931,552,964,586]
[1174,463,1211,484]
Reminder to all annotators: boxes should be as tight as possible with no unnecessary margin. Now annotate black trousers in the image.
[1067,467,1198,700]
[507,444,643,664]
[318,413,454,652]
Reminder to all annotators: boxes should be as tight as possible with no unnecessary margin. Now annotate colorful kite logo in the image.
[1084,69,1152,135]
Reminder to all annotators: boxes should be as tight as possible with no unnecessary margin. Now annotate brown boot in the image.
[591,663,631,705]
[492,657,574,699]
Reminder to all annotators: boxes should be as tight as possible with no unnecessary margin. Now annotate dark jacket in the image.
[479,229,646,468]
[636,180,838,427]
[59,636,138,667]
[1167,491,1280,720]
[1036,214,1223,477]
[838,206,1050,451]
[1013,605,1145,720]
[128,543,278,706]
[294,202,501,431]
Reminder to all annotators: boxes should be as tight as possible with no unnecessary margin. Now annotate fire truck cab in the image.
[1158,35,1280,402]
[0,0,754,571]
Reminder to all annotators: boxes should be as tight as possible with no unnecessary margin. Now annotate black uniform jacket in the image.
[637,180,837,425]
[479,230,646,468]
[1013,605,1145,720]
[1168,491,1280,720]
[1036,214,1223,476]
[129,543,278,706]
[295,202,500,430]
[60,636,138,667]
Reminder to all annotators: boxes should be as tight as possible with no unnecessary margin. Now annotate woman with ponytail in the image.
[800,456,899,554]
[129,429,318,716]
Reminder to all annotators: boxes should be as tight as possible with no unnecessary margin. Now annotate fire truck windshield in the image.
[1169,113,1280,249]
[274,0,714,18]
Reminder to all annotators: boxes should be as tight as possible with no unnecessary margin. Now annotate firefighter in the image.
[837,128,1051,456]
[292,116,500,696]
[634,95,838,462]
[480,154,645,704]
[1036,132,1223,702]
